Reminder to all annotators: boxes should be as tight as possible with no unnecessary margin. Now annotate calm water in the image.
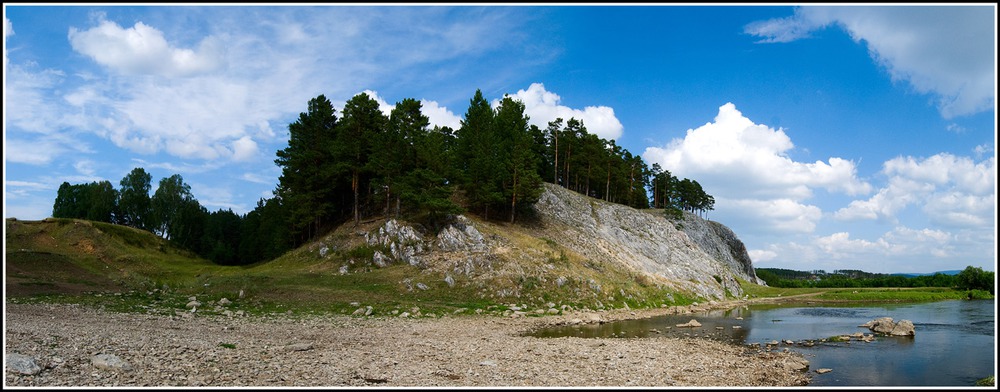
[527,299,996,387]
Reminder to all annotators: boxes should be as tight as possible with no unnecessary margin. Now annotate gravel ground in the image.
[5,302,812,387]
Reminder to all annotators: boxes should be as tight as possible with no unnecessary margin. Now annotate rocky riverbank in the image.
[5,302,812,387]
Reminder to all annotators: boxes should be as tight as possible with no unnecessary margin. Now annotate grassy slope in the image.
[5,216,698,316]
[6,218,217,295]
[6,217,974,318]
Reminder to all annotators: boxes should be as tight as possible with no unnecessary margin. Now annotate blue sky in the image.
[3,4,996,274]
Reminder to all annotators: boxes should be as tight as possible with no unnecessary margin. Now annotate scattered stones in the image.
[5,303,811,387]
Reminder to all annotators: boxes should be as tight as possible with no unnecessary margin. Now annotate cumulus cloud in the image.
[643,102,872,200]
[835,153,996,228]
[231,136,259,162]
[421,99,463,130]
[359,89,395,117]
[68,19,225,77]
[745,6,995,119]
[499,83,624,140]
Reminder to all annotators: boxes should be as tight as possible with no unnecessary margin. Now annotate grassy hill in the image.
[5,214,707,317]
[5,217,217,296]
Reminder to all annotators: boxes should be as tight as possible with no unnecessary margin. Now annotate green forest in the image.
[50,90,715,266]
[756,266,995,294]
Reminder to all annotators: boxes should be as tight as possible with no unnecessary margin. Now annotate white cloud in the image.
[231,136,259,162]
[500,83,625,140]
[643,102,872,200]
[420,99,462,130]
[718,197,823,235]
[753,224,992,274]
[5,65,69,135]
[5,138,64,165]
[745,6,995,119]
[835,153,996,228]
[346,90,463,131]
[748,249,778,263]
[973,144,994,159]
[39,7,536,168]
[68,19,225,77]
[360,89,394,117]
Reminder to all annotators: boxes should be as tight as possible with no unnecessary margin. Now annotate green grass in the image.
[737,279,989,303]
[23,217,982,321]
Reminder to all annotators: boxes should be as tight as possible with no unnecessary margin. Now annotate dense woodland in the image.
[52,90,716,265]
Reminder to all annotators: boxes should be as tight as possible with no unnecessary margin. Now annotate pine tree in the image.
[336,92,388,226]
[275,94,338,242]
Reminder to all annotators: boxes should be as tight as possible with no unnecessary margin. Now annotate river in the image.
[527,299,996,387]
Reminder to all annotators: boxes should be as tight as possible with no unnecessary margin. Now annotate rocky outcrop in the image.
[860,317,915,336]
[677,213,764,285]
[532,183,761,300]
[346,183,762,304]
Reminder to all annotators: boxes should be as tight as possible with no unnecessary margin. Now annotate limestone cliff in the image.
[346,183,763,306]
[531,183,763,300]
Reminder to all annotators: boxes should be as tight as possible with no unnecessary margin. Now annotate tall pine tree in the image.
[275,94,338,242]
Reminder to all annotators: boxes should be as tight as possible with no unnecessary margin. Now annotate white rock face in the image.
[532,183,761,300]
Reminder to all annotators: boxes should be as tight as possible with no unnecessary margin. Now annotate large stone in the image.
[861,317,915,336]
[5,353,41,375]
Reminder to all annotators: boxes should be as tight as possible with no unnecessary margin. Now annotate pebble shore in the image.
[5,302,812,387]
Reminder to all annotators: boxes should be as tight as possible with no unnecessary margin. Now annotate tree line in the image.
[52,168,287,265]
[51,89,715,265]
[756,266,995,293]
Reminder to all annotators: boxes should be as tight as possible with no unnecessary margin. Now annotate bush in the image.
[965,290,993,300]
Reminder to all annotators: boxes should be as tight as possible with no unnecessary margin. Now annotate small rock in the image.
[284,343,313,352]
[91,353,133,371]
[676,319,702,328]
[816,368,833,374]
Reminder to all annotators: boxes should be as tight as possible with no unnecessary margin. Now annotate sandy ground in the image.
[4,301,813,388]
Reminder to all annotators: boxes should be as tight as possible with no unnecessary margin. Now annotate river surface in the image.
[527,299,996,387]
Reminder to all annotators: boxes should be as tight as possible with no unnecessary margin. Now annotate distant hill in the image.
[890,270,963,278]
